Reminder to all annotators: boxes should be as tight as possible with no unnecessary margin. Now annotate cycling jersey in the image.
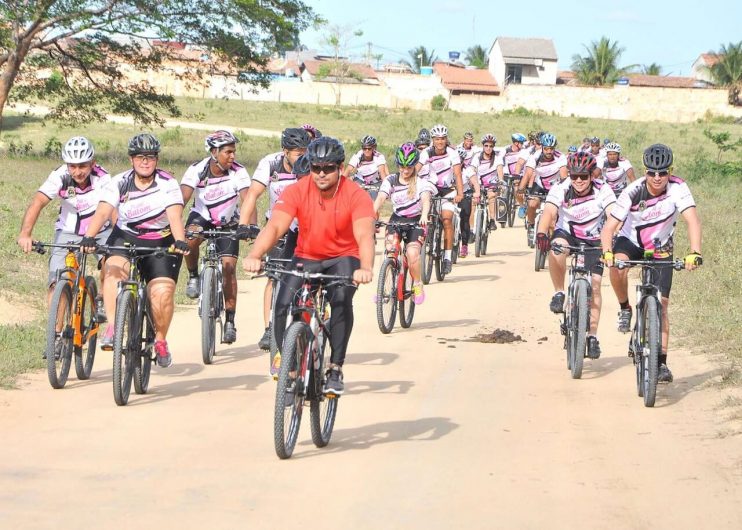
[610,176,696,251]
[38,164,111,236]
[471,152,499,188]
[102,169,184,240]
[181,157,250,226]
[600,157,633,195]
[498,145,523,177]
[456,143,481,169]
[419,146,461,189]
[546,178,616,241]
[347,149,387,185]
[378,173,437,218]
[526,151,567,191]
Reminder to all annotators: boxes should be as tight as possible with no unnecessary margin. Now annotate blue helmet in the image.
[540,133,557,148]
[511,132,527,143]
[568,145,578,153]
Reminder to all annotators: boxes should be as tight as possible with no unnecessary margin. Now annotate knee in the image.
[222,260,236,277]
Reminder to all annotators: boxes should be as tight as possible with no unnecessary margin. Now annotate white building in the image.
[488,37,558,88]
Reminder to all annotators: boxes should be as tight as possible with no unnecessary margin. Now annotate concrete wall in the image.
[488,42,557,87]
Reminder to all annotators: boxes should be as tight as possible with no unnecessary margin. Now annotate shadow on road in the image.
[209,345,265,365]
[443,274,500,283]
[126,372,267,406]
[489,250,532,257]
[578,355,630,379]
[656,367,724,408]
[455,258,505,266]
[414,318,479,330]
[345,352,399,366]
[345,379,414,395]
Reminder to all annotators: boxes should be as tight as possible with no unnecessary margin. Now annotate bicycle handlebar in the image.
[97,244,175,258]
[375,220,421,229]
[185,228,237,240]
[615,259,685,271]
[262,263,355,286]
[551,242,603,255]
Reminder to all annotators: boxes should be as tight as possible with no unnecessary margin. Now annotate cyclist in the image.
[517,133,568,243]
[17,136,111,322]
[373,142,435,302]
[496,132,527,229]
[587,137,602,157]
[456,145,480,257]
[599,142,635,196]
[600,143,702,383]
[417,124,464,274]
[238,127,311,355]
[515,130,543,178]
[342,135,389,197]
[474,133,501,232]
[579,137,591,152]
[457,131,480,169]
[537,152,616,359]
[81,133,189,368]
[180,130,251,344]
[301,123,322,140]
[243,137,375,395]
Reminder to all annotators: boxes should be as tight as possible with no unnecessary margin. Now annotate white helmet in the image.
[430,124,448,138]
[605,142,622,153]
[62,136,95,164]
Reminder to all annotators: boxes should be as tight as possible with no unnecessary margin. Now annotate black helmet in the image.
[417,128,431,142]
[643,143,673,172]
[292,154,311,177]
[414,136,430,148]
[281,127,311,150]
[567,152,597,174]
[128,133,161,156]
[307,136,345,164]
[361,135,377,148]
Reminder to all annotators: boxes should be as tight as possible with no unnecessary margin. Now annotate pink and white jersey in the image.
[348,150,387,185]
[181,157,250,226]
[38,164,111,236]
[526,151,567,191]
[379,174,437,218]
[611,176,696,250]
[547,179,616,241]
[498,145,523,177]
[419,146,461,189]
[600,157,633,195]
[252,152,301,219]
[471,152,499,188]
[103,169,183,240]
[456,143,481,169]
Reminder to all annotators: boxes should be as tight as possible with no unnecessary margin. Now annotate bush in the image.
[430,95,447,111]
[43,136,63,158]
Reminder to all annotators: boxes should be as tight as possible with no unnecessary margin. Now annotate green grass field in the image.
[0,99,740,387]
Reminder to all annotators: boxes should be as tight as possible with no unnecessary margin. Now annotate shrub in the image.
[430,95,447,111]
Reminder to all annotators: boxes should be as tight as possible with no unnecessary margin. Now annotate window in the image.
[506,64,522,85]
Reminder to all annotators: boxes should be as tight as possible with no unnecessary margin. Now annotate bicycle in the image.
[504,175,521,228]
[616,257,685,407]
[375,220,420,334]
[421,197,440,284]
[472,189,490,257]
[185,227,237,365]
[99,243,173,406]
[33,241,99,389]
[263,262,354,459]
[552,242,603,379]
[526,191,548,271]
[491,180,509,229]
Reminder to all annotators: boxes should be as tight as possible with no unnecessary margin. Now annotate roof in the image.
[433,62,500,94]
[493,37,558,61]
[301,59,378,80]
[556,70,577,85]
[697,53,720,67]
[265,57,301,76]
[626,74,700,88]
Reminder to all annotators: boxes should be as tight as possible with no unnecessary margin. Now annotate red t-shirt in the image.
[274,176,374,260]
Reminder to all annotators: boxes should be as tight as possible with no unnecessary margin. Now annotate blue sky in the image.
[300,0,741,76]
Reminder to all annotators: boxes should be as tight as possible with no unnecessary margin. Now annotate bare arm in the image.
[342,164,356,179]
[17,192,52,252]
[519,167,534,190]
[420,191,431,226]
[84,202,115,238]
[537,203,557,234]
[180,184,194,206]
[453,163,464,199]
[378,164,389,179]
[373,190,388,217]
[559,165,568,181]
[246,210,293,260]
[600,215,621,255]
[626,167,636,183]
[681,206,702,253]
[166,204,187,242]
[352,216,376,284]
[238,182,265,225]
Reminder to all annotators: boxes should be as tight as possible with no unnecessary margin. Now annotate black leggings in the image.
[274,256,359,366]
[459,195,472,244]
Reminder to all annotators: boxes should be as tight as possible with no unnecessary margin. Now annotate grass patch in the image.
[0,322,45,388]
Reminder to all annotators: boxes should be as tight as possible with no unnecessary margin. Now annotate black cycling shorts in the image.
[551,229,603,276]
[106,227,182,283]
[613,236,674,297]
[186,211,239,257]
[387,214,425,246]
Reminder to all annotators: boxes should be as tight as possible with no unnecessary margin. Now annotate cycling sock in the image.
[225,309,235,323]
[619,300,630,310]
[188,268,198,278]
[444,250,452,260]
[659,353,668,365]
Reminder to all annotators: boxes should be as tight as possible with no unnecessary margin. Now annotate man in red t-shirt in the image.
[243,137,375,394]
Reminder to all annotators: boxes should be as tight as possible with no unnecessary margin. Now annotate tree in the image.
[404,46,438,74]
[0,1,315,131]
[704,41,742,105]
[571,37,636,86]
[465,45,488,69]
[315,23,364,105]
[642,63,663,76]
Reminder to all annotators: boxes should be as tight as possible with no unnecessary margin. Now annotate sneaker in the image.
[413,282,425,305]
[487,219,497,231]
[517,205,527,219]
[258,325,271,351]
[459,245,468,258]
[185,276,200,299]
[617,307,632,333]
[270,351,281,380]
[154,340,172,368]
[442,259,452,275]
[100,326,114,351]
[468,233,475,244]
[658,363,674,383]
[587,336,601,359]
[549,292,565,313]
[95,297,107,323]
[323,366,344,395]
[223,321,236,344]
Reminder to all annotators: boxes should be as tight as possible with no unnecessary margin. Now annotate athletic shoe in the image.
[155,340,172,368]
[442,259,452,275]
[270,351,281,380]
[468,233,475,244]
[658,363,674,383]
[413,282,425,305]
[100,326,114,351]
[459,245,468,258]
[617,307,632,333]
[549,291,565,313]
[95,296,107,323]
[185,276,200,299]
[223,321,236,344]
[258,325,271,351]
[487,219,496,231]
[323,366,344,395]
[587,336,601,359]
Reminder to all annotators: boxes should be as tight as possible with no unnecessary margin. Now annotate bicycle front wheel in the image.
[310,331,337,448]
[274,322,310,459]
[474,208,484,258]
[112,290,136,406]
[507,185,517,227]
[46,281,73,389]
[200,266,218,365]
[434,226,446,282]
[399,265,415,329]
[74,276,98,380]
[496,196,508,227]
[133,315,153,395]
[642,296,661,407]
[422,224,435,285]
[569,280,589,379]
[376,259,397,334]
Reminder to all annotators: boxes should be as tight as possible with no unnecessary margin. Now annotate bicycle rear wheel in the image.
[474,208,484,258]
[200,266,217,365]
[269,279,280,364]
[569,280,589,379]
[274,322,310,459]
[507,184,517,227]
[310,331,337,448]
[642,297,661,407]
[422,223,435,285]
[399,265,415,328]
[434,225,446,282]
[74,276,98,380]
[46,281,73,389]
[376,258,397,334]
[112,290,136,406]
[133,314,153,395]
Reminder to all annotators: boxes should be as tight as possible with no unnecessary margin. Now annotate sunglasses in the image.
[133,154,158,162]
[417,145,428,151]
[570,173,591,181]
[647,170,669,177]
[310,163,339,174]
[483,143,495,148]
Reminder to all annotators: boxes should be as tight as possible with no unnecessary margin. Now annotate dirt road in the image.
[1,225,740,529]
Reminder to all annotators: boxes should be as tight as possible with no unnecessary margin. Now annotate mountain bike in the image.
[421,197,440,284]
[472,190,490,257]
[493,180,509,229]
[526,191,548,271]
[33,241,99,389]
[553,242,603,379]
[375,221,419,334]
[263,262,354,459]
[504,175,520,228]
[616,257,685,407]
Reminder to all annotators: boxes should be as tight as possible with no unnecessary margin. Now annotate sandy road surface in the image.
[1,225,740,529]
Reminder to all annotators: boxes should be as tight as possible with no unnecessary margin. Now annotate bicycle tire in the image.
[496,196,508,227]
[74,276,98,380]
[269,279,280,364]
[481,219,489,256]
[112,290,136,406]
[570,280,589,379]
[46,281,73,389]
[274,322,310,459]
[534,248,544,271]
[474,208,484,258]
[451,217,460,265]
[399,265,415,328]
[376,258,397,334]
[507,184,517,227]
[201,266,217,365]
[434,225,446,282]
[422,224,435,285]
[310,331,337,448]
[642,296,661,407]
[133,315,153,395]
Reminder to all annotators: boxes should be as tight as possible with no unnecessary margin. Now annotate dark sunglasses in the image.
[570,173,591,181]
[310,163,339,174]
[647,170,669,177]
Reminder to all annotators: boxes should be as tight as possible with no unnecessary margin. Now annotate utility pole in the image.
[366,42,372,66]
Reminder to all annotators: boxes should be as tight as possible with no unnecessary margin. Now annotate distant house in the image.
[557,70,706,89]
[488,37,558,88]
[691,53,719,85]
[433,62,500,95]
[300,59,379,84]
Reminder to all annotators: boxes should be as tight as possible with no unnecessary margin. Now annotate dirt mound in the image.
[472,328,525,344]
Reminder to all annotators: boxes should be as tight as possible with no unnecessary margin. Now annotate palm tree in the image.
[706,41,742,105]
[465,45,488,69]
[642,63,663,76]
[404,46,438,74]
[571,37,636,85]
